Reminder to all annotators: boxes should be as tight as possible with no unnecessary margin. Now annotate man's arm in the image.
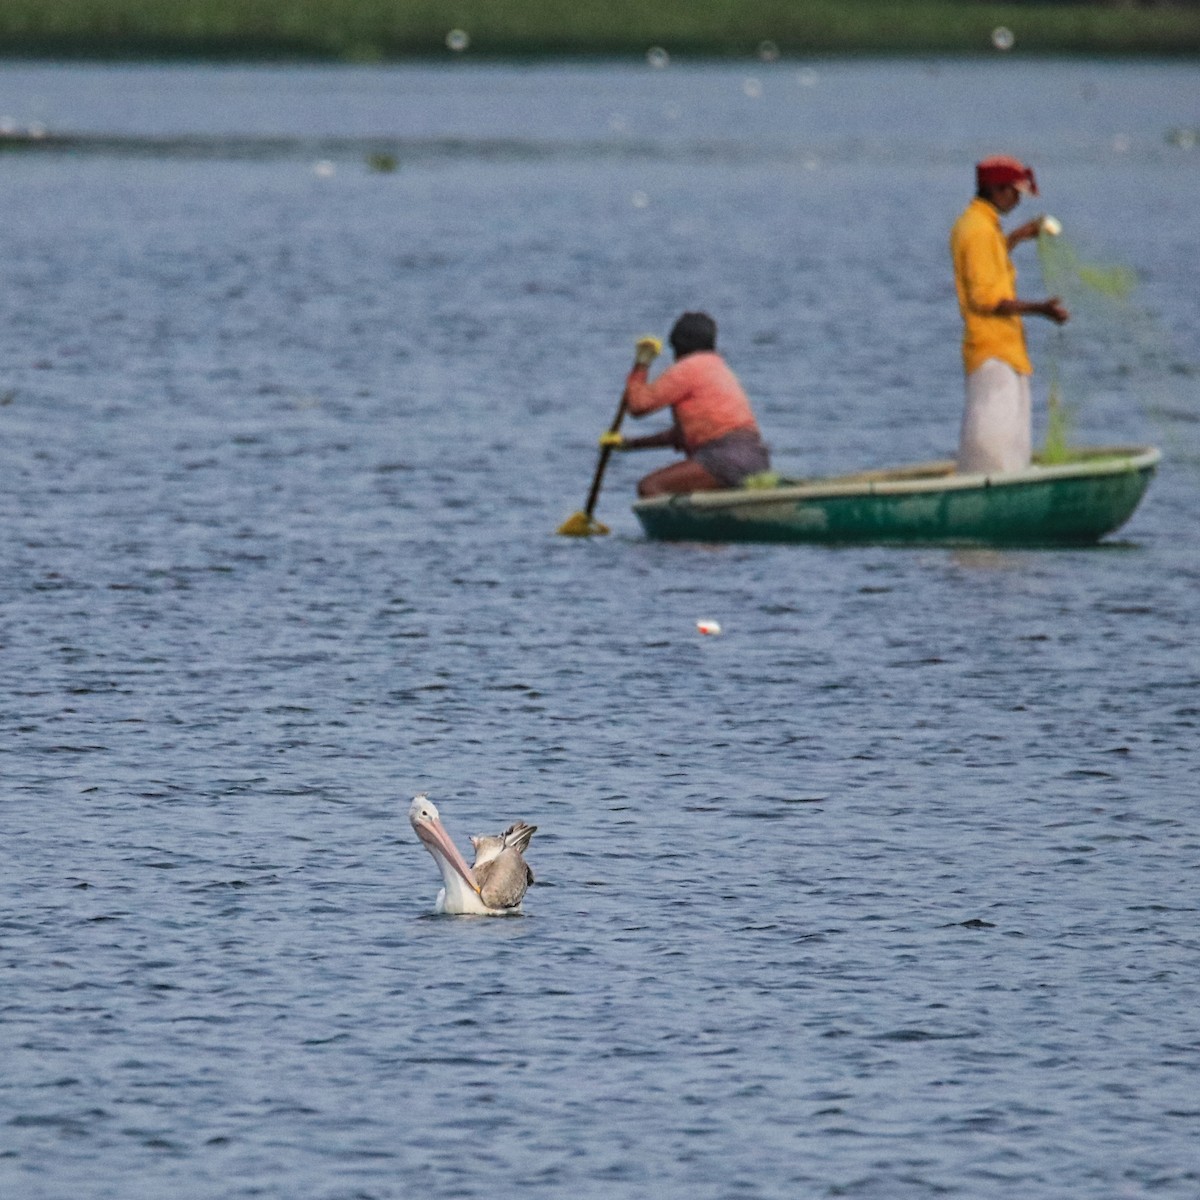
[993,297,1070,324]
[956,216,1068,324]
[1005,219,1043,250]
[602,422,683,451]
[625,361,681,417]
[621,424,683,451]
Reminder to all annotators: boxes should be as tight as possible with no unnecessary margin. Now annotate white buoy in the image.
[696,620,722,636]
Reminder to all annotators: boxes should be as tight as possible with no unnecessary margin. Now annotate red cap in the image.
[976,155,1038,196]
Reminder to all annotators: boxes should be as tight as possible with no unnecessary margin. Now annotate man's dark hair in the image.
[669,311,717,359]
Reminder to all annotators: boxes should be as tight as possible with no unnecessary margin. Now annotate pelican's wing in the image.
[477,850,532,910]
[501,821,537,855]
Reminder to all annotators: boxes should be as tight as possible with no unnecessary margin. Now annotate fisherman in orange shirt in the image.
[603,312,770,497]
[951,155,1070,474]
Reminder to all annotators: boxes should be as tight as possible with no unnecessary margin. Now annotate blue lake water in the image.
[1,58,1198,1199]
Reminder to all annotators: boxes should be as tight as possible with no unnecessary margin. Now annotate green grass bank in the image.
[2,1,1199,60]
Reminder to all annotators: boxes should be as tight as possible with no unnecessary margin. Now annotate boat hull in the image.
[632,447,1160,546]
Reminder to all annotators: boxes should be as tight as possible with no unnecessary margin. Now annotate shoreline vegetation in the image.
[1,2,1199,61]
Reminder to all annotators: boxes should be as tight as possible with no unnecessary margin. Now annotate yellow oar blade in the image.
[557,511,610,537]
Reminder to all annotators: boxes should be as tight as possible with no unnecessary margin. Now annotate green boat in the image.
[632,445,1160,546]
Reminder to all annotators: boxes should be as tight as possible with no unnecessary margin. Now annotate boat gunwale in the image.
[631,445,1161,514]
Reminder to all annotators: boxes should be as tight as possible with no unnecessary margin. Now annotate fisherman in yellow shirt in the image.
[950,155,1070,474]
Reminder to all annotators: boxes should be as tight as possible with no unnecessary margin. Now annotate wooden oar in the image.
[558,338,662,536]
[556,386,629,537]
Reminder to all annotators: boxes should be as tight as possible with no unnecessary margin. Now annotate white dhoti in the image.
[957,358,1032,475]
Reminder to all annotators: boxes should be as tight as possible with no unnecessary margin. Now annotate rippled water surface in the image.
[2,60,1199,1199]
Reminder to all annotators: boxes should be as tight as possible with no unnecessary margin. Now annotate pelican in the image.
[408,795,536,916]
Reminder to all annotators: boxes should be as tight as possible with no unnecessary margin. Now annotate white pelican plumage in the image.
[408,794,536,916]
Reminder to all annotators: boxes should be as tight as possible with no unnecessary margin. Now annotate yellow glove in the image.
[634,335,662,367]
[599,431,625,449]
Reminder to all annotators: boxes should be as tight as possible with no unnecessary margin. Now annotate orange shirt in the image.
[950,197,1033,376]
[625,352,758,453]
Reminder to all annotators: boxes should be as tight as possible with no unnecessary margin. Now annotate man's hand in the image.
[1041,297,1070,325]
[599,431,625,449]
[1006,219,1043,249]
[634,335,662,367]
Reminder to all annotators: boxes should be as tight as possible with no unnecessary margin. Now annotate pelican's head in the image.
[408,792,439,828]
[409,794,480,893]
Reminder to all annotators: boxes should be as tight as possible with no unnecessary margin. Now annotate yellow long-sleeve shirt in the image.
[950,197,1033,376]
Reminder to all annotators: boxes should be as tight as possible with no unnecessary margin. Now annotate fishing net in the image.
[1036,230,1197,468]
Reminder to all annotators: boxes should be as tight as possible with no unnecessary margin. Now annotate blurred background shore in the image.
[2,0,1199,61]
